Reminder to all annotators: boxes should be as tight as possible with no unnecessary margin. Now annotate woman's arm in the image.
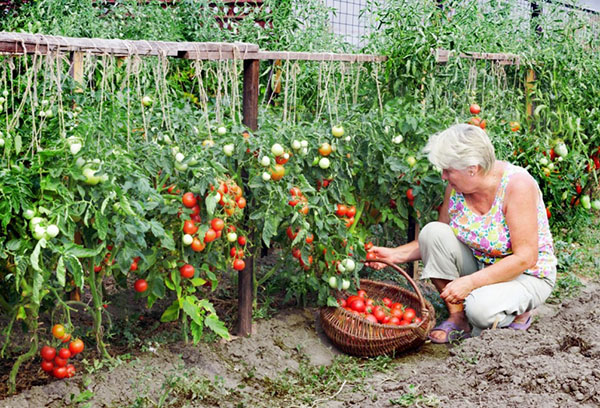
[368,184,453,267]
[440,172,540,303]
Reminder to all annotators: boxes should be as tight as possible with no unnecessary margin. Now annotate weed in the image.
[389,384,440,406]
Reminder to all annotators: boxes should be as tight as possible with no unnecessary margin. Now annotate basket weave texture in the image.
[320,262,436,357]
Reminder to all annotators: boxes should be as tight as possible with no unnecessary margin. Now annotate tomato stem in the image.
[8,304,39,394]
[88,263,112,360]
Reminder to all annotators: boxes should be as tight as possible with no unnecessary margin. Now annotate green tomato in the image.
[23,209,35,220]
[223,143,235,157]
[182,234,193,246]
[332,125,344,138]
[32,225,46,240]
[328,276,337,289]
[581,195,591,209]
[141,95,153,107]
[406,156,417,167]
[271,143,284,157]
[83,168,101,185]
[46,224,59,238]
[554,143,568,158]
[591,200,600,211]
[342,258,355,273]
[341,279,351,290]
[29,217,44,230]
[318,157,331,169]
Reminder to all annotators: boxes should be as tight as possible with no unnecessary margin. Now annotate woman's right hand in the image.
[366,246,399,270]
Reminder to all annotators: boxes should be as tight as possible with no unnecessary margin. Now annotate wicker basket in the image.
[320,259,436,357]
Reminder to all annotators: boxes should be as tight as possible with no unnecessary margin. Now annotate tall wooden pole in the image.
[238,59,260,336]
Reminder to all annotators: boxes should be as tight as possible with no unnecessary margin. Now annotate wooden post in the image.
[69,51,84,301]
[238,59,260,336]
[525,68,536,118]
[69,51,84,93]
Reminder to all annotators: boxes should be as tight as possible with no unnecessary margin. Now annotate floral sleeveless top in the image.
[448,162,556,284]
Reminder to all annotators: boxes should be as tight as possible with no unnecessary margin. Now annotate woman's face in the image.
[441,167,475,193]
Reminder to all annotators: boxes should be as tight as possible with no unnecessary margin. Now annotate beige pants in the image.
[418,222,554,336]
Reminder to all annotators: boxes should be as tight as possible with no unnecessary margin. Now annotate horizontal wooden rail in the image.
[434,48,521,66]
[0,32,387,62]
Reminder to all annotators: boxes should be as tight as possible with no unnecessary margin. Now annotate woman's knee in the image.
[464,296,502,329]
[418,222,454,248]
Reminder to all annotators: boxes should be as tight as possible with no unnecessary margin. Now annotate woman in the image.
[369,124,556,343]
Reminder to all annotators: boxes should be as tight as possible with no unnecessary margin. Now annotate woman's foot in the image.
[428,312,471,343]
[507,310,534,330]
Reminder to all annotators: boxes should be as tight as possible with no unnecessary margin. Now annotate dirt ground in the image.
[1,278,599,408]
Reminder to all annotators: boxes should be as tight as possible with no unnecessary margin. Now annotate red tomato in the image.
[403,308,417,322]
[346,206,357,217]
[41,360,54,373]
[305,233,314,244]
[134,279,148,293]
[469,103,481,115]
[93,265,102,273]
[54,356,68,368]
[389,316,401,325]
[335,204,348,217]
[58,348,71,360]
[65,364,76,378]
[291,247,301,259]
[391,308,404,319]
[230,247,238,257]
[236,197,246,209]
[52,366,68,379]
[233,259,246,271]
[357,290,367,298]
[366,252,376,261]
[204,228,217,243]
[391,302,403,310]
[288,199,299,207]
[286,226,298,240]
[575,183,582,194]
[179,264,195,279]
[546,207,551,219]
[349,299,366,313]
[346,295,360,305]
[211,218,225,231]
[40,346,56,361]
[61,333,71,343]
[338,299,347,307]
[345,216,355,228]
[129,261,138,272]
[382,297,392,307]
[364,241,373,251]
[183,220,198,235]
[238,236,247,246]
[365,314,378,324]
[373,308,386,323]
[398,319,410,326]
[191,237,205,252]
[290,187,302,196]
[69,339,84,355]
[182,192,197,208]
[190,204,201,217]
[406,188,415,201]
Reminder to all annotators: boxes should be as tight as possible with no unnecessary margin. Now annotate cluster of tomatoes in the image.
[39,324,84,379]
[338,290,421,326]
[467,103,487,130]
[286,226,314,270]
[287,186,309,215]
[334,203,357,228]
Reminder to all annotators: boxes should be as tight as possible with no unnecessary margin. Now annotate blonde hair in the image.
[423,124,496,174]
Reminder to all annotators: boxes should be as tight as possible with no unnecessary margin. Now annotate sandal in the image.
[507,314,533,330]
[428,320,471,344]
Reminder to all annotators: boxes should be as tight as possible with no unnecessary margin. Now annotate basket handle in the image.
[367,258,430,324]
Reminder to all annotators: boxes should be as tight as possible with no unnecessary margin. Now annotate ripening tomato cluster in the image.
[39,324,84,379]
[467,103,487,130]
[287,186,309,215]
[335,203,357,228]
[338,290,421,326]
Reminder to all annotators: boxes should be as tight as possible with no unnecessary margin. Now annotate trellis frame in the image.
[0,31,386,336]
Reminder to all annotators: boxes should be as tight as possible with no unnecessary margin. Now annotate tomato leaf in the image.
[64,243,104,258]
[205,194,217,216]
[204,314,230,340]
[64,255,84,289]
[182,297,203,326]
[30,238,47,272]
[160,300,180,322]
[56,256,66,287]
[95,212,108,241]
[6,239,21,251]
[262,214,281,247]
[14,134,22,155]
[327,296,339,307]
[190,320,203,344]
[197,298,216,314]
[31,268,43,305]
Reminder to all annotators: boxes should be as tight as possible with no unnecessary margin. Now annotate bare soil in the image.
[1,278,599,408]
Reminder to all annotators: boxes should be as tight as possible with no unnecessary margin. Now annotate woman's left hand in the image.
[440,276,475,304]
